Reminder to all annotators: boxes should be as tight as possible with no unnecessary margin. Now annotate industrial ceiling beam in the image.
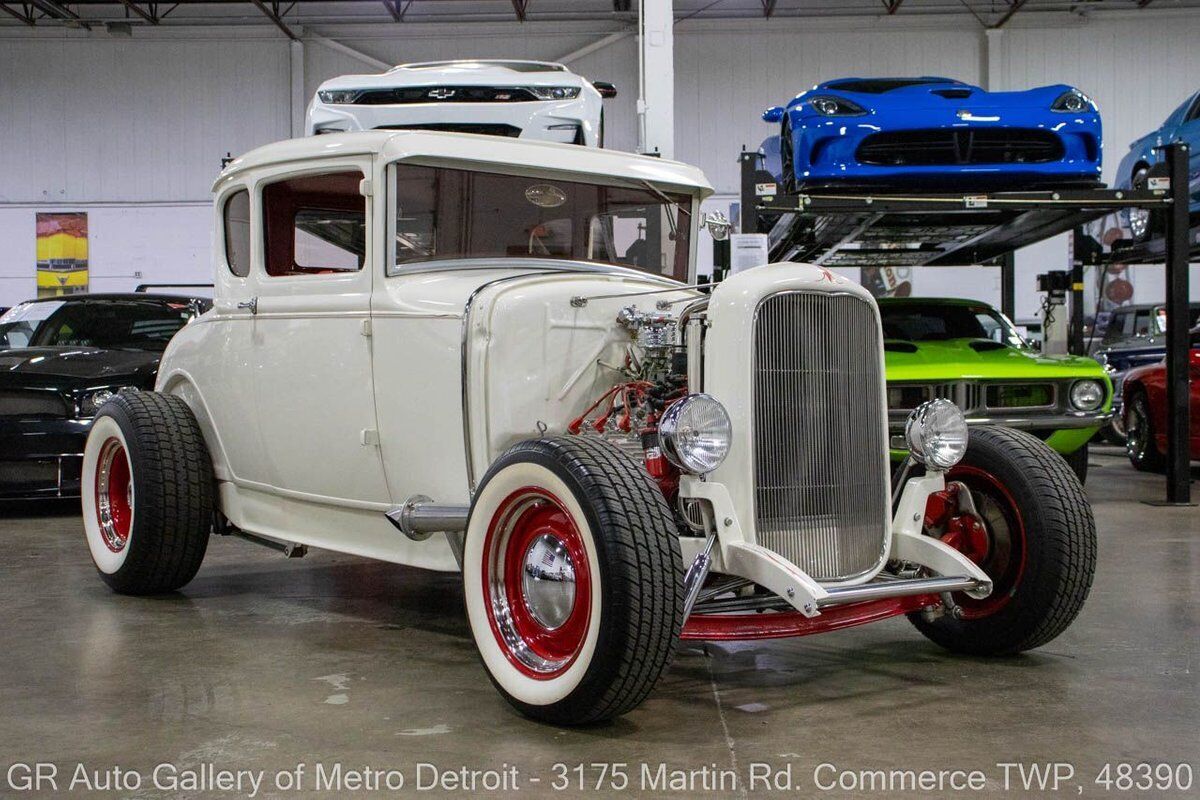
[381,0,398,21]
[883,0,903,14]
[248,0,297,39]
[760,0,776,17]
[115,0,157,22]
[991,0,1026,28]
[0,1,36,24]
[28,0,81,20]
[510,0,527,22]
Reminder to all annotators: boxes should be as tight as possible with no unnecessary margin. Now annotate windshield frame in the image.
[383,158,699,283]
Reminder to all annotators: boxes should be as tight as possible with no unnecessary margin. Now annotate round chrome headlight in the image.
[905,398,969,471]
[1070,379,1104,411]
[659,394,732,475]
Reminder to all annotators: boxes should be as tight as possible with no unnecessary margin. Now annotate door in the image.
[251,165,389,505]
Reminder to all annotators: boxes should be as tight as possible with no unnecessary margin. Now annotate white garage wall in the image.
[1,10,1198,308]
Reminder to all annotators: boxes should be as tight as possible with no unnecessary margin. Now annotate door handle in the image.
[237,297,258,315]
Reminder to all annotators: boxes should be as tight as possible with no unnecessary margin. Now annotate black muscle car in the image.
[0,293,210,499]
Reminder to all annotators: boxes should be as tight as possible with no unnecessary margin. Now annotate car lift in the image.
[733,143,1194,505]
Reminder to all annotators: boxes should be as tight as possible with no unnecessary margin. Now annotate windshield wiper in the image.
[639,180,688,239]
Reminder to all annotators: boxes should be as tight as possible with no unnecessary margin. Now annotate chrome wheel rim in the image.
[481,487,591,679]
[1126,399,1149,461]
[1128,207,1150,239]
[95,437,133,553]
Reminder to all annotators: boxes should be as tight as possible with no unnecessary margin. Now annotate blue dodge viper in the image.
[1114,88,1200,241]
[762,76,1102,192]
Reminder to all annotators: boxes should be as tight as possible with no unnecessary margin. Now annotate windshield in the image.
[880,303,1027,348]
[0,300,194,351]
[0,301,64,349]
[389,163,692,281]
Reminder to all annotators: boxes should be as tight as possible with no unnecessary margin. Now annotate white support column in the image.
[290,38,305,139]
[984,27,1004,90]
[638,0,674,158]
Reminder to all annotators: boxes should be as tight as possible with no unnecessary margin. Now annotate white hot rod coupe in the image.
[81,131,1096,725]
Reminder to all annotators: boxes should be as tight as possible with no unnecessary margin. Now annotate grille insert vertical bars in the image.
[752,292,889,581]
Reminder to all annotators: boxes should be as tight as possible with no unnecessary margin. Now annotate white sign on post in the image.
[729,233,770,274]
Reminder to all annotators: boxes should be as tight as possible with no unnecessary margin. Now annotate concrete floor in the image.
[1,447,1196,799]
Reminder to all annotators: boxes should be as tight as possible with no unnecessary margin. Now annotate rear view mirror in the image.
[593,81,618,99]
[762,106,785,123]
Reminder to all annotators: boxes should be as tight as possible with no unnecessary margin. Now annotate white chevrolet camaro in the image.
[306,59,614,146]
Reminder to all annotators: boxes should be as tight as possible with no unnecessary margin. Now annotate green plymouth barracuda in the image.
[880,297,1112,482]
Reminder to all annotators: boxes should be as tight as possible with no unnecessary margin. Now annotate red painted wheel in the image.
[82,391,213,594]
[481,487,592,679]
[94,437,134,554]
[463,437,682,725]
[909,426,1096,656]
[943,465,1027,620]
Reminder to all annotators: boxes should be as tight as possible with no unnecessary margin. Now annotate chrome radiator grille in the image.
[752,291,889,581]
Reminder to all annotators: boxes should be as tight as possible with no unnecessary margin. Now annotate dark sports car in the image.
[762,76,1102,193]
[0,293,210,499]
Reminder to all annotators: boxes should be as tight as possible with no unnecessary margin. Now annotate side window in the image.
[1133,310,1153,336]
[1185,95,1200,123]
[223,190,251,278]
[262,171,365,277]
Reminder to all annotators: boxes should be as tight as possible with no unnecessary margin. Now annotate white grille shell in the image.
[701,263,893,586]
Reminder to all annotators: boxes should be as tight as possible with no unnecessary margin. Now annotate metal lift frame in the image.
[736,143,1193,504]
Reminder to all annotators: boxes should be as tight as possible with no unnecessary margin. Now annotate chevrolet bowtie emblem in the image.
[427,88,456,100]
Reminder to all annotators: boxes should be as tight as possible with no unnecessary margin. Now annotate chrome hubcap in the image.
[521,533,577,630]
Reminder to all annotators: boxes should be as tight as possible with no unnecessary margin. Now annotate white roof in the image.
[215,131,713,197]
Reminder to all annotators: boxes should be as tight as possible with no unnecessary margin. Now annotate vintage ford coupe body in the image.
[81,132,1096,724]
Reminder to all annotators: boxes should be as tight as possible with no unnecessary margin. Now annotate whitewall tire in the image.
[463,437,684,725]
[81,391,214,595]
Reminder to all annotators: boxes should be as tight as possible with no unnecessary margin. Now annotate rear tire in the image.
[463,437,683,725]
[1125,390,1165,472]
[909,426,1096,655]
[82,391,214,595]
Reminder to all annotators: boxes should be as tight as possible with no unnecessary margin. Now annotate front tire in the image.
[82,391,214,594]
[780,119,797,194]
[1063,442,1089,484]
[909,426,1097,655]
[463,437,683,725]
[1127,167,1159,243]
